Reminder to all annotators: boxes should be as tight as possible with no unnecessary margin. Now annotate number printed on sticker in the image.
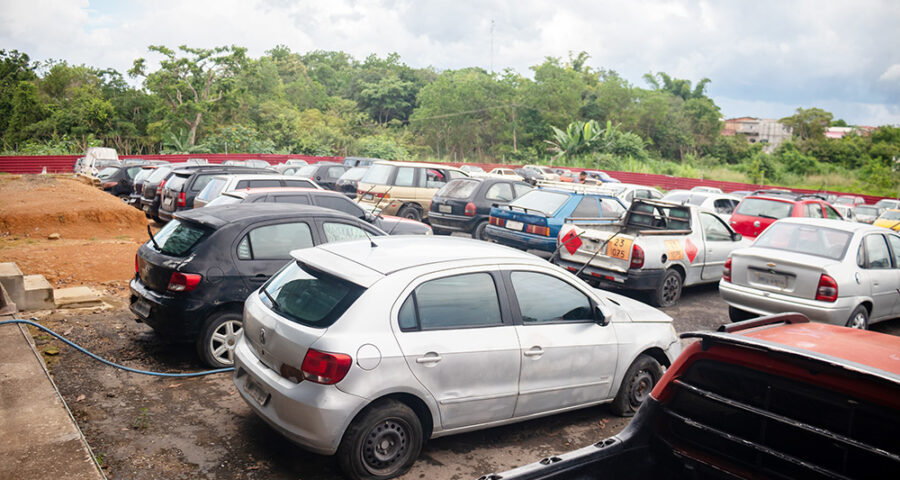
[606,237,633,260]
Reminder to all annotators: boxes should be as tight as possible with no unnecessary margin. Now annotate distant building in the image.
[825,126,876,139]
[722,117,792,152]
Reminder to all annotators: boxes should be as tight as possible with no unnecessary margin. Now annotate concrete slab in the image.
[0,316,104,480]
[53,287,103,309]
[0,262,24,307]
[23,274,54,311]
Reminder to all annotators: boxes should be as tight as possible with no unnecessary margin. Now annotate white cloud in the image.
[879,64,900,83]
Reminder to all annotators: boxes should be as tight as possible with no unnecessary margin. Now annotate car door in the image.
[887,234,900,316]
[312,194,367,218]
[233,220,317,291]
[391,269,520,429]
[700,212,737,281]
[505,268,618,417]
[857,233,897,321]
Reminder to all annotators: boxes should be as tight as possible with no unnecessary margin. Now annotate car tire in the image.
[611,354,662,417]
[846,305,869,330]
[473,220,489,241]
[728,306,756,323]
[650,269,683,308]
[197,311,243,368]
[337,400,423,480]
[397,205,421,222]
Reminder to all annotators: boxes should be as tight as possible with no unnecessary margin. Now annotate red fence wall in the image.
[1,155,893,204]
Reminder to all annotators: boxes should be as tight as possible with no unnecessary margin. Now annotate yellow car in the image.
[873,209,900,231]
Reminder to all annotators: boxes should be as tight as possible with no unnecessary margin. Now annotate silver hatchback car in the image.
[233,237,681,479]
[720,217,900,328]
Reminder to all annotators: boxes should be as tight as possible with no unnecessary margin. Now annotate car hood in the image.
[597,289,673,323]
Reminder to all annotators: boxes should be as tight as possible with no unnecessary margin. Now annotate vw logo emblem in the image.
[259,327,267,345]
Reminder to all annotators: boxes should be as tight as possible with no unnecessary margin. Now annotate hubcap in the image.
[362,419,409,474]
[630,369,654,407]
[209,319,243,365]
[849,313,866,329]
[662,276,680,304]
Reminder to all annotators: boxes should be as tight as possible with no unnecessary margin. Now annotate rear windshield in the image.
[197,177,228,201]
[205,195,241,207]
[134,169,153,183]
[165,175,189,192]
[734,198,794,219]
[754,222,852,260]
[880,210,900,221]
[854,206,878,216]
[295,165,317,178]
[510,190,569,215]
[147,166,172,183]
[261,262,365,328]
[149,219,210,256]
[663,192,706,206]
[97,167,119,179]
[874,200,899,209]
[361,164,394,185]
[339,167,368,181]
[437,179,479,199]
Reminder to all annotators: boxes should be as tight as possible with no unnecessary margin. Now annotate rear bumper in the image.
[485,225,555,252]
[718,280,854,325]
[428,211,482,233]
[129,277,209,340]
[556,259,665,291]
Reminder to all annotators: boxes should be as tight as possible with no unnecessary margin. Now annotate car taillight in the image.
[177,191,186,207]
[464,202,477,216]
[723,257,732,283]
[489,216,505,227]
[157,179,166,196]
[630,244,644,269]
[134,253,139,275]
[167,272,202,292]
[300,349,352,384]
[525,224,551,236]
[815,274,838,302]
[102,181,117,189]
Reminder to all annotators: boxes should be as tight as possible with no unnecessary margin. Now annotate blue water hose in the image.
[1,318,234,377]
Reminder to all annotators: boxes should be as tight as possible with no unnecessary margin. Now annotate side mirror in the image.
[363,212,376,222]
[731,232,743,242]
[595,303,612,326]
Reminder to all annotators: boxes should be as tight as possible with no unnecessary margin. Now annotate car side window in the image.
[887,235,900,267]
[824,205,841,220]
[863,234,892,269]
[398,273,502,331]
[327,166,345,179]
[323,222,370,243]
[284,179,315,188]
[510,271,593,324]
[701,213,732,241]
[191,174,215,192]
[485,183,514,202]
[425,169,447,188]
[273,194,310,205]
[634,190,652,199]
[714,199,735,215]
[513,183,533,198]
[650,190,663,200]
[394,167,416,187]
[804,204,824,218]
[315,196,365,217]
[248,179,282,188]
[571,197,600,218]
[237,222,313,260]
[624,191,635,202]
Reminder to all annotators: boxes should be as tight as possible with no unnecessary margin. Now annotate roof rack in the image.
[750,189,827,201]
[535,180,622,196]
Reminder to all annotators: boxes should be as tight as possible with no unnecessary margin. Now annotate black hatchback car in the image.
[293,162,348,190]
[429,177,533,239]
[130,204,387,367]
[97,164,146,200]
[156,165,274,222]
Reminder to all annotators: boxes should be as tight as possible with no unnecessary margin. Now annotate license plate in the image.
[506,220,524,231]
[245,377,270,406]
[439,205,452,213]
[142,204,150,212]
[755,271,787,289]
[133,298,151,318]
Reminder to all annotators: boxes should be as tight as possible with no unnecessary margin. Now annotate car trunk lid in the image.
[136,219,213,293]
[729,247,837,299]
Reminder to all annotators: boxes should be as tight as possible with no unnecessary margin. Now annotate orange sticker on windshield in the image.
[606,237,633,260]
[665,240,684,261]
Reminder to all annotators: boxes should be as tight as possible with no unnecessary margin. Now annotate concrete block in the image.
[53,287,102,309]
[22,275,54,311]
[0,263,25,307]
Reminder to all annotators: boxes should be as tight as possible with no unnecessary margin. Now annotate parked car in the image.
[720,217,900,328]
[488,167,524,180]
[292,162,348,191]
[486,313,900,480]
[729,190,752,199]
[556,199,748,307]
[342,156,378,168]
[515,167,545,184]
[140,164,220,221]
[428,177,533,239]
[584,170,620,183]
[874,209,900,231]
[233,236,682,479]
[689,186,723,194]
[205,187,432,235]
[578,182,664,208]
[835,194,865,206]
[127,166,160,208]
[661,190,741,220]
[728,190,842,239]
[355,161,468,221]
[558,170,577,182]
[284,159,309,166]
[335,166,369,199]
[832,203,856,222]
[130,204,387,367]
[157,167,283,221]
[853,204,882,224]
[223,159,273,169]
[485,186,626,254]
[191,173,320,209]
[523,164,560,181]
[874,198,900,210]
[97,164,146,200]
[459,165,485,176]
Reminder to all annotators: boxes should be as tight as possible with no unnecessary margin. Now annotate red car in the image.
[729,190,843,239]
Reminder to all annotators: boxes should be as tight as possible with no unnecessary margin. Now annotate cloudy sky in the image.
[2,0,899,125]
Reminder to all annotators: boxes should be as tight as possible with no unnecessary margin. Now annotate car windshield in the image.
[465,166,484,173]
[880,210,900,221]
[663,192,706,206]
[361,163,394,185]
[149,219,210,256]
[874,199,899,209]
[134,169,153,183]
[146,166,172,183]
[437,179,479,199]
[754,223,853,260]
[339,167,368,181]
[97,167,119,179]
[854,206,878,216]
[734,198,794,219]
[261,262,365,328]
[196,177,228,201]
[204,194,242,207]
[509,190,569,215]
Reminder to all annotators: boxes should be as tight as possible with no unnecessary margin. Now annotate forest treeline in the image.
[0,46,897,194]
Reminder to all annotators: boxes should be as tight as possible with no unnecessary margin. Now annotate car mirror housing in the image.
[731,232,743,242]
[595,304,612,326]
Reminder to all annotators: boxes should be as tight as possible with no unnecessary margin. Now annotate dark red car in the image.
[729,190,843,239]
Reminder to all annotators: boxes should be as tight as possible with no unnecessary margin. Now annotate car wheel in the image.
[473,220,489,241]
[728,306,756,323]
[846,305,869,330]
[337,400,423,480]
[397,205,421,222]
[651,269,683,308]
[611,354,662,417]
[197,311,243,368]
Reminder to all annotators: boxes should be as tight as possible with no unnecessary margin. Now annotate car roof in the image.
[211,173,302,181]
[771,216,887,233]
[372,160,464,171]
[224,187,338,198]
[175,203,360,229]
[171,166,268,175]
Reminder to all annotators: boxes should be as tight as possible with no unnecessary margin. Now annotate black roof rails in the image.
[750,190,826,201]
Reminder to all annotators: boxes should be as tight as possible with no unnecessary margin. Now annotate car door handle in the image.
[416,353,442,364]
[523,347,544,357]
[250,274,269,283]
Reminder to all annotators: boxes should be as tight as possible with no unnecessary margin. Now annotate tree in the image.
[779,107,833,141]
[130,45,247,146]
[643,72,711,100]
[545,120,604,161]
[0,50,37,139]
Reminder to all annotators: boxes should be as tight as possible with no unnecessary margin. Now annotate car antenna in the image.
[371,186,393,221]
[146,224,161,250]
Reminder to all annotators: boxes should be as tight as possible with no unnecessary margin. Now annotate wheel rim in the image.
[661,274,681,305]
[848,311,867,329]
[629,369,654,407]
[361,418,410,475]
[209,319,243,365]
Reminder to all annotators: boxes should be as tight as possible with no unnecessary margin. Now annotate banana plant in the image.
[544,119,603,163]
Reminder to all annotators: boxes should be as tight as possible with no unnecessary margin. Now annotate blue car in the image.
[485,188,626,253]
[585,170,621,183]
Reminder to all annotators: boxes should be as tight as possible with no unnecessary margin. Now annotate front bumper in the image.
[129,277,209,340]
[484,225,556,252]
[427,211,481,233]
[233,337,366,455]
[556,259,665,291]
[718,280,853,325]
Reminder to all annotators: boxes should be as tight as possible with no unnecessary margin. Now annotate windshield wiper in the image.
[146,225,161,250]
[757,214,779,219]
[262,286,279,309]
